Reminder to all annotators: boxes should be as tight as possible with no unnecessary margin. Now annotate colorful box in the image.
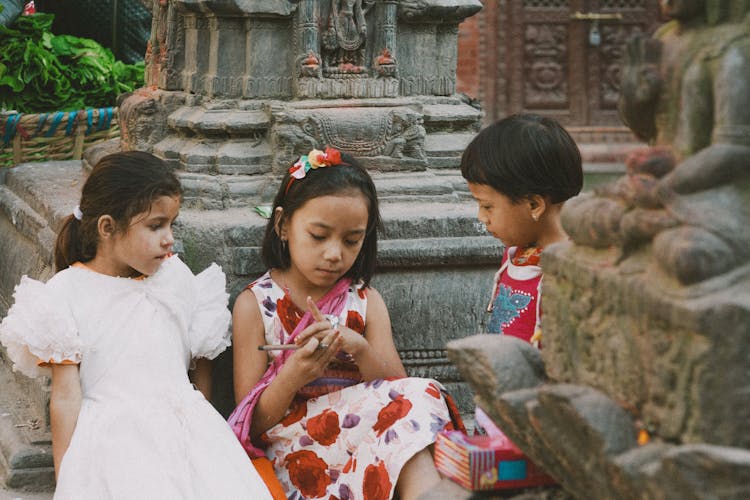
[434,429,557,491]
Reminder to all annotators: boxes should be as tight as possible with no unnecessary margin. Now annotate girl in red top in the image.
[461,113,583,347]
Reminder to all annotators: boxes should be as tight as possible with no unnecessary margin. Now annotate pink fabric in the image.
[228,277,352,458]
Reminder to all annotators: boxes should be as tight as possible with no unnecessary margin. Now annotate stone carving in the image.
[118,88,186,152]
[271,106,426,170]
[397,0,481,22]
[563,1,750,285]
[321,0,373,75]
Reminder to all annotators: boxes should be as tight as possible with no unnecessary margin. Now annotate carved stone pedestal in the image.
[112,0,487,413]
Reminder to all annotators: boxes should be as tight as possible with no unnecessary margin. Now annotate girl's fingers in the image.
[295,320,334,345]
[299,336,320,355]
[307,296,325,322]
[318,331,340,355]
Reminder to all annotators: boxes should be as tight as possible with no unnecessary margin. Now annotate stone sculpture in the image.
[433,4,750,498]
[563,0,750,285]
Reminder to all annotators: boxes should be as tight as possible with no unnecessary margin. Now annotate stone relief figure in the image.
[563,0,750,285]
[321,0,374,74]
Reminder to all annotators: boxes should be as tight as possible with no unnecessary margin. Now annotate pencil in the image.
[258,343,330,351]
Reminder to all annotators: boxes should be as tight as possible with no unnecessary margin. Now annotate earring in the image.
[281,239,288,252]
[532,214,539,222]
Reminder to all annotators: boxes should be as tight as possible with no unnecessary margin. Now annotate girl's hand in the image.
[295,296,368,357]
[281,324,342,387]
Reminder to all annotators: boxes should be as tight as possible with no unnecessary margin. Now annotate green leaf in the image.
[254,206,274,219]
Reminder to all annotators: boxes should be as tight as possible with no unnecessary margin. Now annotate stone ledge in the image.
[0,365,53,491]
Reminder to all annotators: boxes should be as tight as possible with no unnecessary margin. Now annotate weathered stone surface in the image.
[638,445,750,500]
[447,335,547,396]
[543,242,750,448]
[527,385,638,498]
[450,334,750,500]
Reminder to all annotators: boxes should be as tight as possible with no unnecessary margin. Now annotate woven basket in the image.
[0,107,119,167]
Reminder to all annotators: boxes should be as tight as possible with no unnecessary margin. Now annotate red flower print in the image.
[280,401,307,427]
[363,461,391,500]
[357,287,367,299]
[346,310,365,334]
[372,396,412,437]
[285,450,331,499]
[343,455,357,473]
[277,294,301,336]
[307,408,341,445]
[425,382,441,399]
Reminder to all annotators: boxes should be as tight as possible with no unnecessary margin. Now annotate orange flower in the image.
[307,409,341,446]
[285,450,330,498]
[372,396,412,437]
[363,461,391,500]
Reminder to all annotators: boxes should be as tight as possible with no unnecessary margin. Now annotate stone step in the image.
[0,187,56,266]
[153,137,273,175]
[168,107,270,136]
[421,103,483,133]
[1,162,83,235]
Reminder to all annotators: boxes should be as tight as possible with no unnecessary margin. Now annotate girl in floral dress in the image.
[229,148,463,500]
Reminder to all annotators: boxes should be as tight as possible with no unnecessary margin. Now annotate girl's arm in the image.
[232,290,341,438]
[350,287,407,381]
[189,358,213,400]
[50,364,82,480]
[232,290,274,405]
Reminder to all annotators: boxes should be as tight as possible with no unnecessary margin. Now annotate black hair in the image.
[460,113,583,204]
[54,151,183,272]
[261,150,382,287]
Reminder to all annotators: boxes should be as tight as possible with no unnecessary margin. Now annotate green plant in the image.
[0,13,144,113]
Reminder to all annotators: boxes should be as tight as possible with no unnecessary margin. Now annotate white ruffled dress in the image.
[0,255,272,500]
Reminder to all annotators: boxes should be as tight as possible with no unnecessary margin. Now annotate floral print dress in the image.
[247,272,463,500]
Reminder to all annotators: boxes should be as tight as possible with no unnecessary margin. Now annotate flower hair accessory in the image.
[286,147,343,193]
[289,147,342,179]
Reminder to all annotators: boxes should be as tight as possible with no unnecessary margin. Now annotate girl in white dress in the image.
[0,151,273,499]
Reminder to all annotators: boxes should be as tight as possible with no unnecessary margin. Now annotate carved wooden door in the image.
[505,0,660,127]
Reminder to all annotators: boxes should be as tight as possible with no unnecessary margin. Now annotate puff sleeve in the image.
[188,263,232,360]
[0,276,81,378]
